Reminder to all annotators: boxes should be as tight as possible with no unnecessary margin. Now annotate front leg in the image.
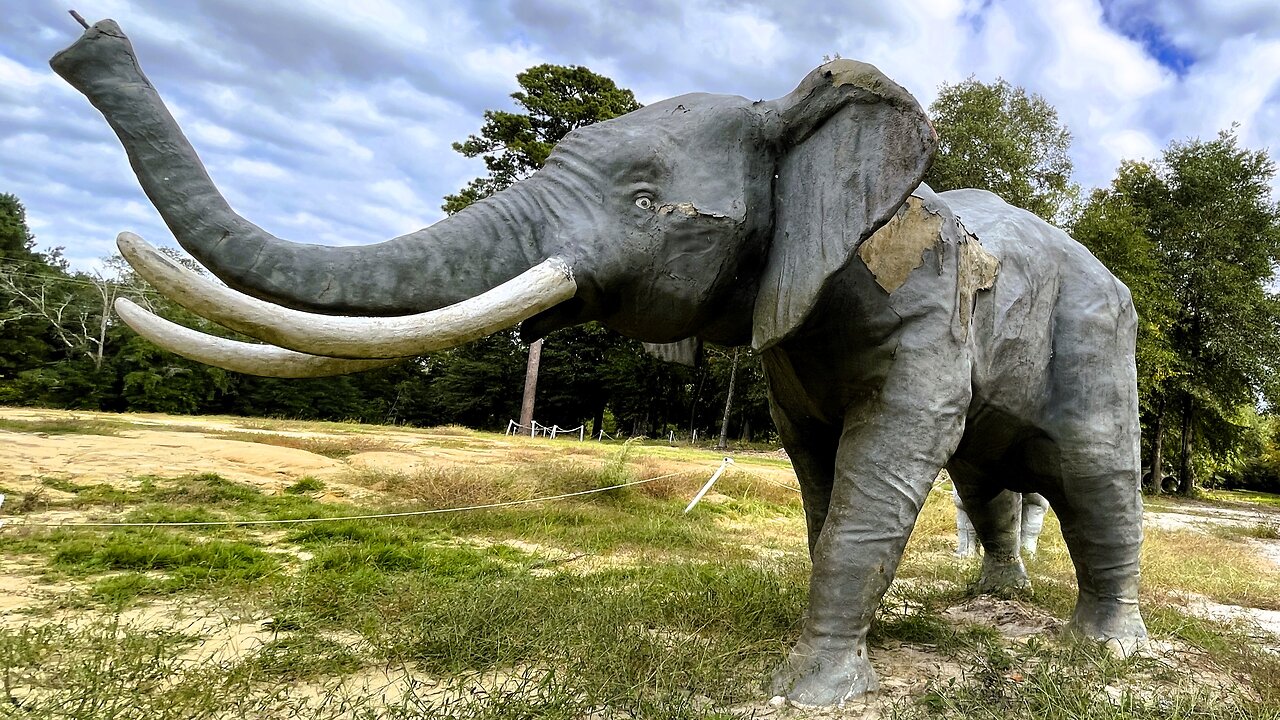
[770,370,970,706]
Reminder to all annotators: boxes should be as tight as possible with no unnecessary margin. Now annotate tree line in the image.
[4,67,1280,493]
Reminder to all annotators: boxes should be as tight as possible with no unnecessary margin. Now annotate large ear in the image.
[753,60,936,350]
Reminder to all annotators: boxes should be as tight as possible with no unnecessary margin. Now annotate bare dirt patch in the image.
[1144,500,1279,534]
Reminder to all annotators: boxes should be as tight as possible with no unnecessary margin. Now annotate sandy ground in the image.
[2,407,1278,715]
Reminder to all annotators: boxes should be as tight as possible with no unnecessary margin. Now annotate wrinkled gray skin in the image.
[954,489,1048,559]
[52,20,1146,707]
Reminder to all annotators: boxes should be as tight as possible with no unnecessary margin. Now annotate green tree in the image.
[0,194,60,387]
[444,64,641,214]
[925,78,1077,222]
[443,64,641,432]
[1072,165,1179,491]
[1117,130,1280,495]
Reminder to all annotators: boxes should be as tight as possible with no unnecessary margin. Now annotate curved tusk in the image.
[114,298,406,378]
[117,232,577,359]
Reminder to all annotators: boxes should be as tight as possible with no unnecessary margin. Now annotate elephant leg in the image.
[1035,452,1147,654]
[770,387,968,707]
[1020,493,1049,557]
[949,463,1029,593]
[783,428,840,560]
[1029,307,1147,653]
[951,488,979,557]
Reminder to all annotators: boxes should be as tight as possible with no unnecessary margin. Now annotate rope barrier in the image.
[505,420,587,440]
[0,467,703,531]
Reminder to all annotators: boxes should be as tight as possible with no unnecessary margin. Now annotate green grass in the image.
[1202,488,1280,510]
[235,634,364,681]
[0,417,122,435]
[3,417,1279,717]
[31,472,358,523]
[285,476,325,494]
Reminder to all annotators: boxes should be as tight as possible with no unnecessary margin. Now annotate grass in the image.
[4,411,1280,717]
[212,430,398,458]
[1203,488,1280,510]
[0,417,121,435]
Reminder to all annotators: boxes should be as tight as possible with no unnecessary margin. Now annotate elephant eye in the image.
[635,196,653,210]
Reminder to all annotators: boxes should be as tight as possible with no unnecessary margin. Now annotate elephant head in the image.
[51,20,936,375]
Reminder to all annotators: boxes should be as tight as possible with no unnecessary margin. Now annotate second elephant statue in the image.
[954,489,1049,562]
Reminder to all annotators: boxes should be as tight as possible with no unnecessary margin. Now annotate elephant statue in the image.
[954,489,1049,561]
[51,19,1147,707]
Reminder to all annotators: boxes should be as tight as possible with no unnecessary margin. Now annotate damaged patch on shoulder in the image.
[956,228,1000,338]
[857,196,943,294]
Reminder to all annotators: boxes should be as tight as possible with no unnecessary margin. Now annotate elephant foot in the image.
[768,635,878,708]
[977,552,1031,595]
[1065,593,1148,657]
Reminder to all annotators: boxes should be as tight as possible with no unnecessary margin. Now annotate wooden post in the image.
[519,338,543,431]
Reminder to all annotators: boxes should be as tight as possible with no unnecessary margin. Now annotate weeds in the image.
[286,476,326,494]
[0,417,121,436]
[1246,520,1280,540]
[213,430,397,458]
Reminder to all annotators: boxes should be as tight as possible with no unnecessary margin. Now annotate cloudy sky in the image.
[2,0,1278,272]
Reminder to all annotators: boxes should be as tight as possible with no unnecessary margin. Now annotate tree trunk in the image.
[1149,396,1165,495]
[1178,394,1194,496]
[518,338,543,432]
[591,402,605,440]
[717,348,740,451]
[688,365,707,436]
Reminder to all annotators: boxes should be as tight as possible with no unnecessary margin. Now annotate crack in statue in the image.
[51,19,1147,708]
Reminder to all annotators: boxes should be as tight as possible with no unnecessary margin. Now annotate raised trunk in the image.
[51,20,546,316]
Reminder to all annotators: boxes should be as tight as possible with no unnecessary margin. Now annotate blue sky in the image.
[1,0,1278,272]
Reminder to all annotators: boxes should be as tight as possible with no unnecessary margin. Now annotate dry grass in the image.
[1140,528,1280,610]
[212,431,398,459]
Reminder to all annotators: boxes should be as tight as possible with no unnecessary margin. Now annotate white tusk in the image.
[114,298,406,377]
[117,232,577,359]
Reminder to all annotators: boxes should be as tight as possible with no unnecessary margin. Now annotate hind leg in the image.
[949,461,1030,593]
[1020,493,1049,556]
[1032,300,1147,652]
[952,488,979,557]
[1033,445,1146,652]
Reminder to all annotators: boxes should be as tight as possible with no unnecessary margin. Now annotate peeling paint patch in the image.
[857,196,943,294]
[956,230,1000,337]
[659,202,725,219]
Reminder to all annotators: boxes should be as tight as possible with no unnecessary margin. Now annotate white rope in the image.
[731,465,803,494]
[506,420,587,440]
[1,468,697,530]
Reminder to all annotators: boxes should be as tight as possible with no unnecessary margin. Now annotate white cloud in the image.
[188,120,247,150]
[225,157,290,181]
[3,0,1280,272]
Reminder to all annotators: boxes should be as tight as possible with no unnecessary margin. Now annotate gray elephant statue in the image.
[52,20,1147,707]
[954,489,1049,561]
